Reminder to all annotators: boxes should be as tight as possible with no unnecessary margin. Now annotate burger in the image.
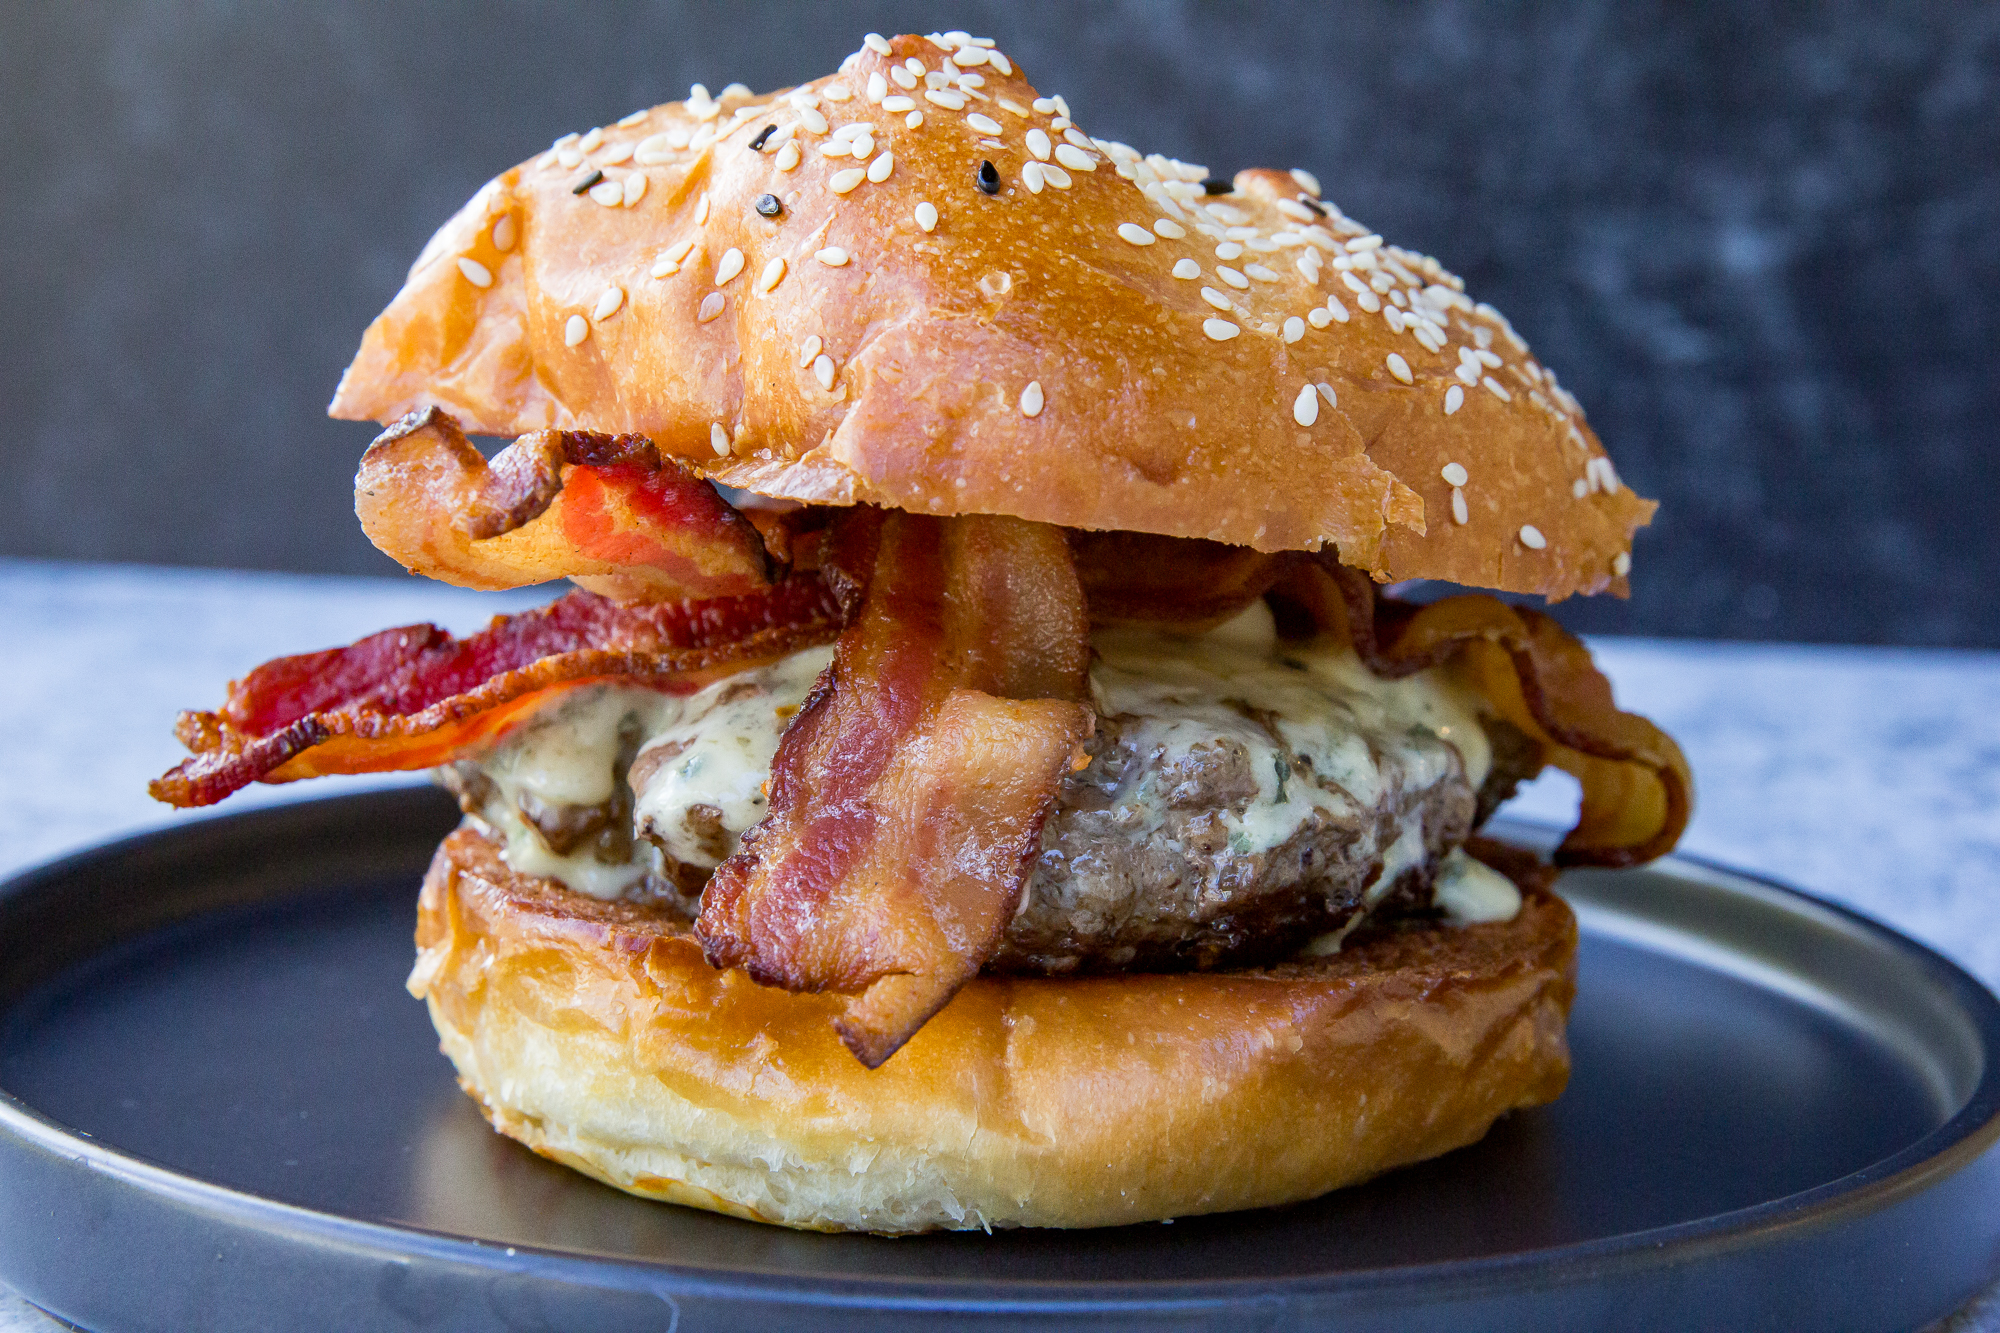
[152,29,1690,1234]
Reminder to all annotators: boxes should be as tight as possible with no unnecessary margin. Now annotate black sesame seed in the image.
[976,160,1000,194]
[1201,177,1232,195]
[572,169,605,196]
[754,193,783,218]
[1298,195,1327,217]
[748,124,775,152]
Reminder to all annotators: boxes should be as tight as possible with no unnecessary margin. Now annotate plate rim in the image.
[1,789,1997,1314]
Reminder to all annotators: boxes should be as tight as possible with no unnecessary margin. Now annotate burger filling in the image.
[437,600,1535,969]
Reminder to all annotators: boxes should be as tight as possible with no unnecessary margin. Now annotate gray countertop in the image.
[2,558,1996,1330]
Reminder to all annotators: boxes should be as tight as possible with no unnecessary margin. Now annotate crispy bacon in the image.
[1280,558,1692,867]
[150,577,843,809]
[355,408,771,602]
[695,511,1094,1067]
[1069,530,1297,628]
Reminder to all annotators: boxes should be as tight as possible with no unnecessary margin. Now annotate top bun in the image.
[331,31,1653,598]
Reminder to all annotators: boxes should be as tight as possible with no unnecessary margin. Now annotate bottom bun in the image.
[410,824,1577,1233]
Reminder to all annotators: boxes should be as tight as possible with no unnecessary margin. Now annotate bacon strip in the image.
[695,511,1094,1067]
[1069,530,1296,628]
[1281,559,1692,867]
[355,408,771,602]
[150,577,843,808]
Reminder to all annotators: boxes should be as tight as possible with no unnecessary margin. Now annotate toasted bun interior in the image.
[331,33,1652,599]
[411,825,1576,1232]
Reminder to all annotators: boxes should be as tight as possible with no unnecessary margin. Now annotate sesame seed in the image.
[800,107,828,134]
[891,66,917,90]
[1441,462,1468,487]
[906,110,924,128]
[1283,316,1305,343]
[457,257,493,288]
[1025,128,1052,161]
[1307,307,1332,328]
[490,215,517,252]
[822,83,853,102]
[1293,383,1319,426]
[1021,161,1046,193]
[589,179,624,207]
[1199,287,1232,310]
[710,423,730,456]
[712,248,744,285]
[864,32,892,54]
[1482,375,1512,402]
[1020,380,1045,417]
[1573,478,1590,498]
[1325,296,1350,322]
[1290,168,1322,196]
[967,112,1003,134]
[1040,163,1072,188]
[1031,96,1058,113]
[1245,263,1279,282]
[925,89,967,109]
[758,256,786,291]
[915,201,938,231]
[634,133,676,165]
[1355,290,1381,313]
[1216,265,1249,289]
[829,167,866,193]
[1386,353,1413,384]
[882,95,915,112]
[867,72,888,101]
[1613,552,1632,577]
[812,354,835,389]
[997,96,1028,116]
[976,160,1001,193]
[695,193,710,224]
[1451,488,1469,525]
[1215,241,1244,260]
[799,334,823,367]
[592,286,624,320]
[564,314,588,346]
[579,127,606,153]
[622,174,647,207]
[1384,307,1407,333]
[1153,218,1187,240]
[1347,234,1384,252]
[1172,258,1201,279]
[697,292,724,322]
[952,45,990,66]
[988,50,1012,75]
[814,246,850,266]
[618,109,650,128]
[775,141,801,171]
[1275,198,1315,223]
[867,150,894,183]
[1116,222,1156,246]
[1054,143,1096,171]
[1519,524,1546,550]
[1443,385,1465,416]
[1203,318,1240,341]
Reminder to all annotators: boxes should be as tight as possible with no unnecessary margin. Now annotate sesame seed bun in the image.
[330,33,1653,599]
[411,823,1575,1233]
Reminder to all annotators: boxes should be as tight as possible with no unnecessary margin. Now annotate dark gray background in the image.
[4,2,1995,644]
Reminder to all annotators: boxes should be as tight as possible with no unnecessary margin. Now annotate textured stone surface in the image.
[0,560,1996,1324]
[3,3,1997,644]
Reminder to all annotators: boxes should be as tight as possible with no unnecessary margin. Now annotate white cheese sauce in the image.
[1089,600,1492,863]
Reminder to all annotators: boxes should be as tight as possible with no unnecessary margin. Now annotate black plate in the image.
[1,789,1996,1332]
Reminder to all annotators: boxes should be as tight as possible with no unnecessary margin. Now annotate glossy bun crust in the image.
[331,33,1652,599]
[411,825,1576,1233]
